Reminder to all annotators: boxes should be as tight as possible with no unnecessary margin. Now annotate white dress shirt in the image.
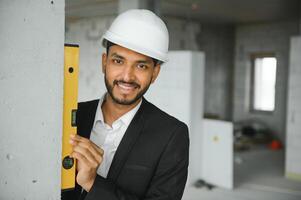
[89,95,142,178]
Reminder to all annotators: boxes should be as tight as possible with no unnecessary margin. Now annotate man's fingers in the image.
[71,134,104,155]
[75,142,103,164]
[71,138,104,156]
[70,135,104,156]
[71,151,89,168]
[72,144,102,167]
[71,134,88,142]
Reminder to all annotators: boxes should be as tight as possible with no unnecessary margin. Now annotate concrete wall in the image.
[233,20,299,142]
[0,1,64,199]
[164,17,200,51]
[65,16,114,102]
[164,18,235,121]
[286,36,301,181]
[198,25,235,120]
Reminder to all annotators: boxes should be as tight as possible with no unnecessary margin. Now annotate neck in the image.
[101,94,141,126]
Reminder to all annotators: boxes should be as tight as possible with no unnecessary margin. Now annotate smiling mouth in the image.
[114,81,140,92]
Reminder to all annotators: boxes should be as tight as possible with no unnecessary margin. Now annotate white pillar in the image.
[0,0,65,199]
[145,51,205,185]
[286,36,301,182]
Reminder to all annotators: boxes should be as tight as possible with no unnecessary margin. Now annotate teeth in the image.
[118,83,135,90]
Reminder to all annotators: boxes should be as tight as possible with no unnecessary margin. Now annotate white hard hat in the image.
[102,9,169,63]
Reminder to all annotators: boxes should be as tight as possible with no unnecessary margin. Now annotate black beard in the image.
[104,75,151,105]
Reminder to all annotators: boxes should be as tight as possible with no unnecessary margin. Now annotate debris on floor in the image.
[194,179,215,190]
[234,119,276,152]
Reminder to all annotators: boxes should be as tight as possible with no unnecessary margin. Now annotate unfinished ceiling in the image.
[66,0,301,24]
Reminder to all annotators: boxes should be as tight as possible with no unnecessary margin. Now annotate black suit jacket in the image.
[62,98,189,200]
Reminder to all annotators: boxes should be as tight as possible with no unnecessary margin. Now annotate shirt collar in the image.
[93,93,142,128]
[93,94,106,127]
[119,99,142,126]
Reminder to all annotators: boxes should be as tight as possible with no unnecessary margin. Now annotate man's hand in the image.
[69,134,104,192]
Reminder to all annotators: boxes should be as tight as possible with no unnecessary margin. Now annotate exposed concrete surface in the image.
[0,0,64,199]
[286,36,301,179]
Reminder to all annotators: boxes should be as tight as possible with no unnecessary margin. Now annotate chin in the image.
[112,94,141,105]
[114,89,138,100]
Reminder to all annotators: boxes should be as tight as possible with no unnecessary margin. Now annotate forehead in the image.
[108,45,153,63]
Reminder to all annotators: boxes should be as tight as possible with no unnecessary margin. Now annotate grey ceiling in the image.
[66,0,301,24]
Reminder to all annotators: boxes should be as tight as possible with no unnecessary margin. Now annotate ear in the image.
[151,64,161,84]
[102,53,107,73]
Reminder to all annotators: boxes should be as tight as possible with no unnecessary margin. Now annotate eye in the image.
[137,63,148,70]
[112,58,123,65]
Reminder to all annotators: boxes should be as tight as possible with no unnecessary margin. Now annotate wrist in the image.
[82,178,95,192]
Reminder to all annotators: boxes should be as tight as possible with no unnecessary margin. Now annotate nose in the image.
[122,64,135,82]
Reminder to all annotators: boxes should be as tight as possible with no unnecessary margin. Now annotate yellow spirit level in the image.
[61,44,79,191]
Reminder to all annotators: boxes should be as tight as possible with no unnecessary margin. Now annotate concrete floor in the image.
[183,147,301,200]
[183,186,301,200]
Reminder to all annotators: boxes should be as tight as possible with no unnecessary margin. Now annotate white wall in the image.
[233,20,299,142]
[285,36,301,181]
[0,1,65,199]
[202,119,233,189]
[145,51,205,185]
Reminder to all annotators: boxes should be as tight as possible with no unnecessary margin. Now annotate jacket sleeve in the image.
[85,123,190,200]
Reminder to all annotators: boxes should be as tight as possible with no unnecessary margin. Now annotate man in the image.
[64,9,189,200]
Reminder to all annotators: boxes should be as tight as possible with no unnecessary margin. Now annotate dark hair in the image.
[105,40,161,66]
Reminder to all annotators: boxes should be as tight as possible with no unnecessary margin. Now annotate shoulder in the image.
[142,98,186,124]
[141,98,189,137]
[140,98,189,162]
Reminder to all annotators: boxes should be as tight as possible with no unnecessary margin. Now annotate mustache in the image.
[113,80,140,88]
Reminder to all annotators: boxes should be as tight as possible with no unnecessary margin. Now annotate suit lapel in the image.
[107,99,147,181]
[77,99,99,139]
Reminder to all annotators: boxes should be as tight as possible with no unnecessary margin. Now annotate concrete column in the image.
[118,0,140,13]
[118,0,160,14]
[0,0,64,199]
[145,0,161,16]
[286,36,301,182]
